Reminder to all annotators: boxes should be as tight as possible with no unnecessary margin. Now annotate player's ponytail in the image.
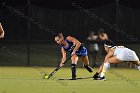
[104,40,115,48]
[54,33,64,38]
[59,33,64,38]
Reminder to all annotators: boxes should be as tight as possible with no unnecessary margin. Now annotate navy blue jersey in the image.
[61,39,88,56]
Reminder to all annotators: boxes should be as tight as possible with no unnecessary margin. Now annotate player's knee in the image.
[71,60,77,64]
[71,62,77,64]
[71,59,78,64]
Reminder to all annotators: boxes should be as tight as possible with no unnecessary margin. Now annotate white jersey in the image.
[113,46,139,61]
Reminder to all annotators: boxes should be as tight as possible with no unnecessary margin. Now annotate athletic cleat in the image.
[72,76,77,80]
[93,72,99,79]
[94,76,106,81]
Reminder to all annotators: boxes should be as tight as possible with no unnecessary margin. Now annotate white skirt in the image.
[116,48,139,61]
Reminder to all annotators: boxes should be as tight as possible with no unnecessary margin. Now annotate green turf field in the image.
[0,67,139,93]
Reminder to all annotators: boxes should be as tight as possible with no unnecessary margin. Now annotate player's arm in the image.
[60,47,66,67]
[0,22,5,38]
[94,49,114,77]
[104,49,114,62]
[66,36,81,55]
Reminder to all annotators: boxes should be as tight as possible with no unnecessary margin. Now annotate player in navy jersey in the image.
[54,33,93,80]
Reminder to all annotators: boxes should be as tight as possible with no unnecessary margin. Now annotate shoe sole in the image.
[93,78,106,81]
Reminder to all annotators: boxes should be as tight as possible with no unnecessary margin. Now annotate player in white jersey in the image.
[93,40,140,80]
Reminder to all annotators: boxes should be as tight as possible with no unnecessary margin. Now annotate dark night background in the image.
[0,0,140,43]
[0,0,140,66]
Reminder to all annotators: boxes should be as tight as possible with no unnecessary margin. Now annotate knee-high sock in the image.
[71,64,76,77]
[83,65,93,72]
[100,62,110,77]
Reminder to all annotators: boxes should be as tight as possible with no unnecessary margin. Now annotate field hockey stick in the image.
[45,56,71,79]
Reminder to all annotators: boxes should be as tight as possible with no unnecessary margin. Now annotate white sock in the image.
[100,62,110,77]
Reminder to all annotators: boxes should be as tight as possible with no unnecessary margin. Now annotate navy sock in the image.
[71,64,76,78]
[84,65,93,72]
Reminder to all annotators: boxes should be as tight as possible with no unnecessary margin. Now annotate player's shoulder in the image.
[66,36,74,40]
[66,35,72,38]
[66,36,78,42]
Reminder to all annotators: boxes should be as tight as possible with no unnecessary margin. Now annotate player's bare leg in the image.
[95,57,122,80]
